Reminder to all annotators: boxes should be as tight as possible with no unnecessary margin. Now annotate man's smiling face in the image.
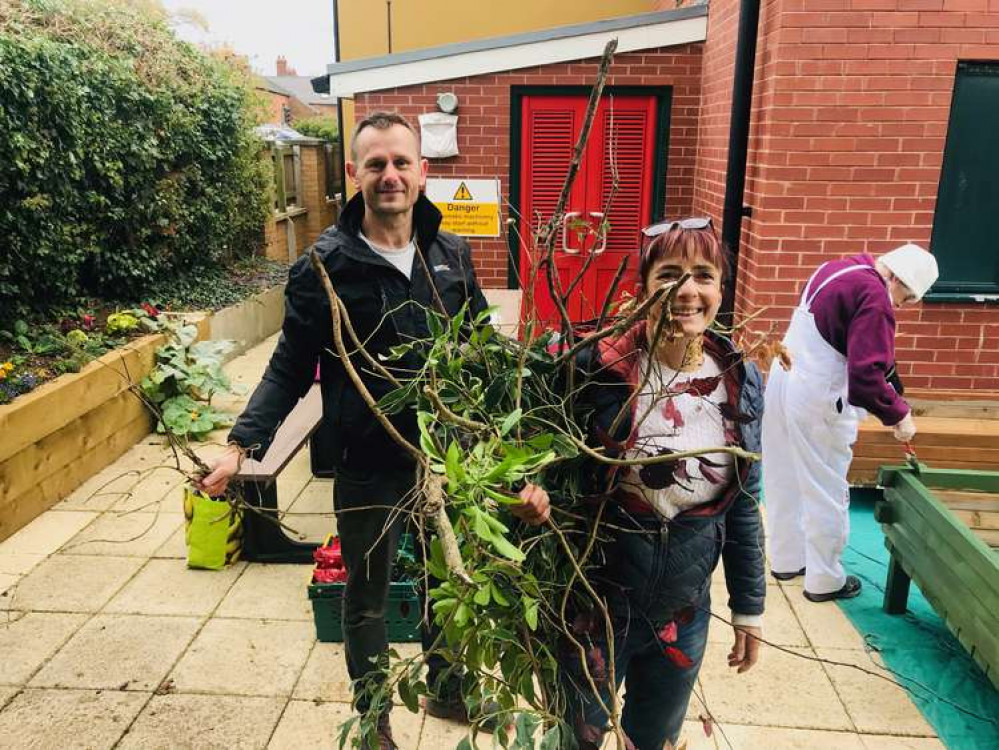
[347,124,427,219]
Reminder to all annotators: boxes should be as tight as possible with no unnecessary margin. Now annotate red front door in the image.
[518,93,658,330]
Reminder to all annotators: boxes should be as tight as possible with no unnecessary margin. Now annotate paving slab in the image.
[0,611,88,685]
[269,699,424,749]
[0,574,17,597]
[169,618,314,697]
[293,642,357,703]
[0,509,98,556]
[816,648,935,737]
[217,563,314,621]
[60,511,181,557]
[0,686,17,711]
[1,554,143,613]
[859,736,946,749]
[111,466,187,515]
[677,720,719,749]
[103,558,244,617]
[57,443,173,511]
[294,642,421,703]
[708,581,808,648]
[286,479,336,543]
[698,643,854,731]
[0,687,147,749]
[118,693,285,750]
[714,723,867,749]
[0,552,46,577]
[786,592,868,650]
[415,712,476,748]
[151,524,188,559]
[30,613,201,692]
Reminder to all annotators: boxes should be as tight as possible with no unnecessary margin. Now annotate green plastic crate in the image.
[308,579,422,643]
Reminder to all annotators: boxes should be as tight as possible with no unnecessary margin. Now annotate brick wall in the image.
[263,143,339,262]
[354,45,705,289]
[695,0,999,393]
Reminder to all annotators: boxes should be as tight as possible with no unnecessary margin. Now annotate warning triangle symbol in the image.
[452,182,474,201]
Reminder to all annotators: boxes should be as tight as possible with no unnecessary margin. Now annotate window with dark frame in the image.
[928,61,999,301]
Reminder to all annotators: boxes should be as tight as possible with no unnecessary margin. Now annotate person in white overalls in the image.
[762,244,939,602]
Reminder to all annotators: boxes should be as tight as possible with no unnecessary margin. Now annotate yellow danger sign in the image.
[425,178,501,238]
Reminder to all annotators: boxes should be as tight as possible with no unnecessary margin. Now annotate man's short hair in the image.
[350,111,419,161]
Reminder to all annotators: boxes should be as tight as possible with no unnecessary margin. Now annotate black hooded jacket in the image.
[228,193,488,471]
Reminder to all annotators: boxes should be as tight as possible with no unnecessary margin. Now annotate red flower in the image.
[657,621,678,644]
[664,646,693,669]
[141,302,160,318]
[81,314,95,331]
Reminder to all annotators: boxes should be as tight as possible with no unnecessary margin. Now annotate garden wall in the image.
[0,285,285,543]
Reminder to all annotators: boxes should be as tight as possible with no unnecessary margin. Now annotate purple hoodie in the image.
[805,254,909,426]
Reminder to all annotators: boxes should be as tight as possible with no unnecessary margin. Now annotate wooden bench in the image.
[234,383,324,563]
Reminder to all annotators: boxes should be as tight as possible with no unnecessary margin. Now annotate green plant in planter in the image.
[3,320,66,357]
[139,321,240,440]
[105,312,140,336]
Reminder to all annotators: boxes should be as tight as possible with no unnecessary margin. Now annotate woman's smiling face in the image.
[644,251,723,340]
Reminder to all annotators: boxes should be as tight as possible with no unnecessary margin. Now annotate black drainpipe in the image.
[720,0,762,323]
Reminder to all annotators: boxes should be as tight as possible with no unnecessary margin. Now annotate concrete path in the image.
[0,335,943,749]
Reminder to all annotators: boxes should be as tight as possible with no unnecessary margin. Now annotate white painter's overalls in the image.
[762,264,877,594]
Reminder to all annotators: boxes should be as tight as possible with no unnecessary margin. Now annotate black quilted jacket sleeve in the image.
[722,361,767,617]
[228,255,326,458]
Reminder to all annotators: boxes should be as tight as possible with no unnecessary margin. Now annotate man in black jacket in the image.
[199,112,549,749]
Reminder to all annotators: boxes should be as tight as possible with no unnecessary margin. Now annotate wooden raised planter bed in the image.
[0,284,286,543]
[0,331,171,541]
[875,466,999,690]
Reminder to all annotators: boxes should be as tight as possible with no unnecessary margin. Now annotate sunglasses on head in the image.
[641,217,713,239]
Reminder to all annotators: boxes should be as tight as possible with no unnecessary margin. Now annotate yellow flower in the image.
[1,362,12,373]
[189,410,200,420]
[0,371,6,381]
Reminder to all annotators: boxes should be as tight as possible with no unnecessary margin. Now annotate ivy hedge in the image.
[0,0,271,321]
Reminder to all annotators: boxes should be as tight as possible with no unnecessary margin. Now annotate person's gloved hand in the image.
[892,412,917,442]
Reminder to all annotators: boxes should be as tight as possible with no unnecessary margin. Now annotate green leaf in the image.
[397,677,419,713]
[489,582,510,607]
[523,596,539,630]
[513,713,539,749]
[499,408,522,437]
[472,585,491,606]
[416,411,441,459]
[454,602,471,627]
[455,737,474,750]
[376,384,415,415]
[444,440,464,493]
[539,726,561,750]
[489,532,526,563]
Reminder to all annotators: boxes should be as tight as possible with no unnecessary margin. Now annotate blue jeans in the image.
[566,595,711,750]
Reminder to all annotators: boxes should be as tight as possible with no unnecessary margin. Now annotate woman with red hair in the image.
[566,218,766,750]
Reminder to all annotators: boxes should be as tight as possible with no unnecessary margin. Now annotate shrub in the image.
[0,0,271,321]
[293,115,339,143]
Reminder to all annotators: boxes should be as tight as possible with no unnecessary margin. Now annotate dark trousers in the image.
[334,466,452,712]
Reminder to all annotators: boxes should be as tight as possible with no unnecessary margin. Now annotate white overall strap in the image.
[805,264,870,309]
[799,263,828,306]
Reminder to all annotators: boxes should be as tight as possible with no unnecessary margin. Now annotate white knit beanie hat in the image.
[879,243,939,300]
